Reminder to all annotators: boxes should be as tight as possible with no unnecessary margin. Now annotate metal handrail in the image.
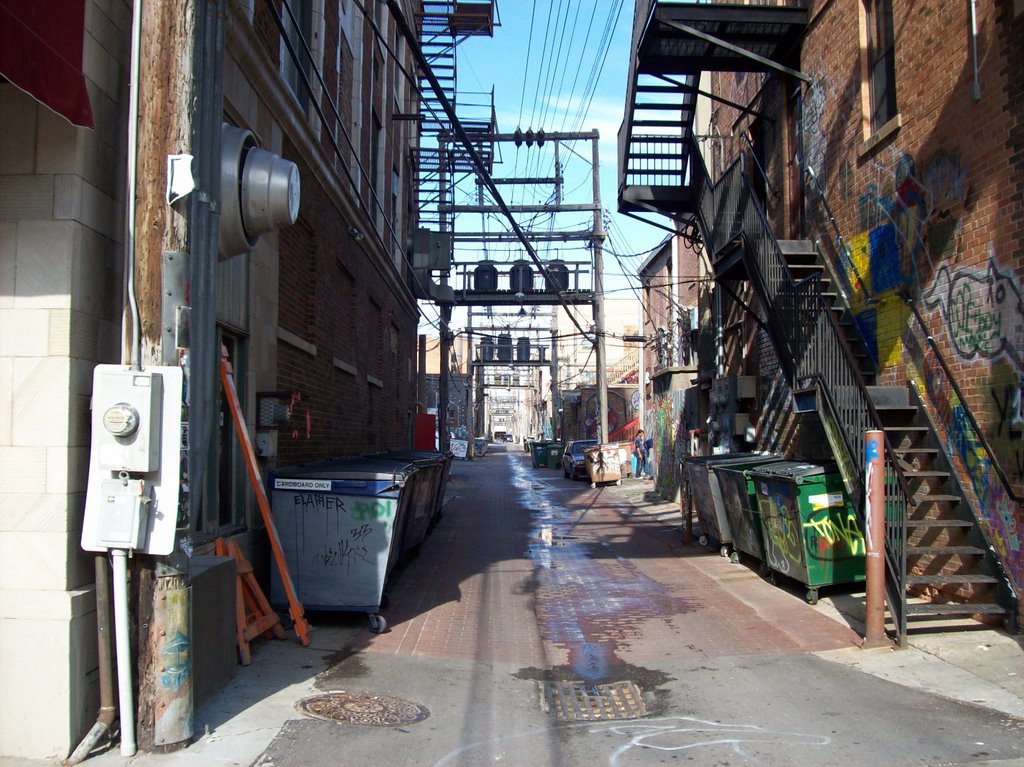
[902,291,1022,504]
[688,135,914,636]
[803,165,872,306]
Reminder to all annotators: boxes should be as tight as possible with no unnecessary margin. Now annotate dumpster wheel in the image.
[368,614,387,634]
[719,545,730,558]
[805,589,819,606]
[698,535,709,547]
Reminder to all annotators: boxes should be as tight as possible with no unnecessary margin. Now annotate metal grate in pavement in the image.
[542,680,647,721]
[295,691,430,726]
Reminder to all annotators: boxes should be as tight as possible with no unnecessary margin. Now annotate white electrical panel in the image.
[92,368,163,472]
[97,478,151,549]
[83,365,183,555]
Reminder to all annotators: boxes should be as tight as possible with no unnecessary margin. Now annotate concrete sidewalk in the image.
[605,472,1024,720]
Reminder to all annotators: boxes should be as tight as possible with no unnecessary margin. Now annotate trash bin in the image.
[711,455,786,567]
[530,440,551,468]
[371,449,452,538]
[546,443,565,469]
[683,453,774,557]
[473,437,488,457]
[750,461,866,604]
[268,457,419,633]
[584,444,622,487]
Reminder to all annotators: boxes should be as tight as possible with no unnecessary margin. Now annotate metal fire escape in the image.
[619,0,1017,643]
[416,2,497,234]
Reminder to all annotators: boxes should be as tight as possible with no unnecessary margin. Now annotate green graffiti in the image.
[352,499,395,522]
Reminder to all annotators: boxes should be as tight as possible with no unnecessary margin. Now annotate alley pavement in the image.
[7,443,1023,766]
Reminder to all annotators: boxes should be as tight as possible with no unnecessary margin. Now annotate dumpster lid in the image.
[747,460,839,481]
[272,456,418,483]
[682,452,777,467]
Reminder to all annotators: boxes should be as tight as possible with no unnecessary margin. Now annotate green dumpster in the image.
[546,443,565,469]
[530,441,551,468]
[711,455,786,567]
[750,461,866,604]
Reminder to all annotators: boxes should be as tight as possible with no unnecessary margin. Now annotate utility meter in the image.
[92,367,163,473]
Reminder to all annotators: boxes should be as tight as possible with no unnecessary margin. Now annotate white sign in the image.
[451,439,469,459]
[275,478,333,491]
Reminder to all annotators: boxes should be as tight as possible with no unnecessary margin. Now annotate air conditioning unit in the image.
[412,229,452,270]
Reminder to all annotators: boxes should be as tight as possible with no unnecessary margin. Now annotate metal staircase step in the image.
[905,518,973,528]
[904,470,950,479]
[907,573,998,585]
[912,493,962,504]
[907,545,987,556]
[906,602,1010,617]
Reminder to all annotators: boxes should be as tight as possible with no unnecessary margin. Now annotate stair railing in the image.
[689,136,915,639]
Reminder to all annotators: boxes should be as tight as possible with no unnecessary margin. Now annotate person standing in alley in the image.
[633,430,647,479]
[643,434,655,479]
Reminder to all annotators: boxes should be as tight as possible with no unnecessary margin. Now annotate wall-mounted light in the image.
[348,225,364,242]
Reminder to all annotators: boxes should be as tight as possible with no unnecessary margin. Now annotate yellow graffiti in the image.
[803,512,865,557]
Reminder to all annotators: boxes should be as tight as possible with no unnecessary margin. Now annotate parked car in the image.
[562,439,599,480]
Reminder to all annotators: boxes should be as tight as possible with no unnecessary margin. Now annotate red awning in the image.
[0,0,94,128]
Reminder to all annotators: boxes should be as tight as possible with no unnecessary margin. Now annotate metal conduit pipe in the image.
[65,557,116,765]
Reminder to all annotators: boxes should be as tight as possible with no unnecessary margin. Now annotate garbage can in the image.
[750,461,866,604]
[584,444,622,487]
[711,455,786,567]
[474,437,488,457]
[531,440,551,468]
[268,457,419,633]
[371,449,452,540]
[683,453,774,557]
[546,443,565,469]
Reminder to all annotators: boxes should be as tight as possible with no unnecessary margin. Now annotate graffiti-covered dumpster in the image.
[711,455,786,567]
[584,444,622,487]
[750,461,866,604]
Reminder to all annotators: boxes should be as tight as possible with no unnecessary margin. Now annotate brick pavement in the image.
[361,445,861,677]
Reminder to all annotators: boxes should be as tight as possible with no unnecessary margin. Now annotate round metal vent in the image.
[295,691,430,727]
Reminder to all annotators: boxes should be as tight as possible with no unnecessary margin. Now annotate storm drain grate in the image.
[542,680,647,721]
[295,691,430,727]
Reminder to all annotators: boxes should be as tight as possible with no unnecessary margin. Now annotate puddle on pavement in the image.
[512,459,692,683]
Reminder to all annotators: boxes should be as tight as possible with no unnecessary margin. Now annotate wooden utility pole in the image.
[130,0,223,751]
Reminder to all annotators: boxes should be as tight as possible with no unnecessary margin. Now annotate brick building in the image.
[0,0,429,758]
[620,0,1022,639]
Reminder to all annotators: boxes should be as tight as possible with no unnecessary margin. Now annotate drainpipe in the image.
[65,557,116,765]
[969,0,981,101]
[111,549,136,755]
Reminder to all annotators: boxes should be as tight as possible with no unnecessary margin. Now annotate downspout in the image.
[65,558,116,765]
[969,0,981,101]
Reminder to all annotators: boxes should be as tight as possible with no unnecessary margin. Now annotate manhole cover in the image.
[295,691,430,726]
[542,680,647,721]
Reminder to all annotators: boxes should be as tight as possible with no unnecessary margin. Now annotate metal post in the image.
[550,308,560,440]
[438,306,452,452]
[417,333,427,407]
[864,430,890,648]
[591,133,609,443]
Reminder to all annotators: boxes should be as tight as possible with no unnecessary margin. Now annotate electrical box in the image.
[96,478,151,550]
[93,367,163,472]
[82,365,183,555]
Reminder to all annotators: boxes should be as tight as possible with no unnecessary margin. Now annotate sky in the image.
[417,0,673,339]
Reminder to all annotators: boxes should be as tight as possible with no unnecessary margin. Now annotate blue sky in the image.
[420,0,671,336]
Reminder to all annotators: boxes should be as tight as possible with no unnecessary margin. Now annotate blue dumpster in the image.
[268,457,418,633]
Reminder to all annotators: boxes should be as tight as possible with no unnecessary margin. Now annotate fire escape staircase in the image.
[619,1,1018,644]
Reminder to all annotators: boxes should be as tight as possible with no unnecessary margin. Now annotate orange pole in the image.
[863,429,889,648]
[220,353,310,646]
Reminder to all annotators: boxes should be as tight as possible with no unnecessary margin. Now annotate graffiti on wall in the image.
[921,255,1024,371]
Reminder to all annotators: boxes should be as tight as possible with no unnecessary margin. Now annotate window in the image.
[282,0,312,110]
[370,109,382,221]
[863,0,897,133]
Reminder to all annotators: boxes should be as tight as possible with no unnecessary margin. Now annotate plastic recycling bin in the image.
[710,455,786,567]
[683,453,774,557]
[750,461,866,604]
[546,443,565,469]
[268,457,418,633]
[584,444,622,487]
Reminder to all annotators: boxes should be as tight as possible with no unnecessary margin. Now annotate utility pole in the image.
[131,0,224,751]
[437,131,451,452]
[591,133,609,443]
[550,308,560,441]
